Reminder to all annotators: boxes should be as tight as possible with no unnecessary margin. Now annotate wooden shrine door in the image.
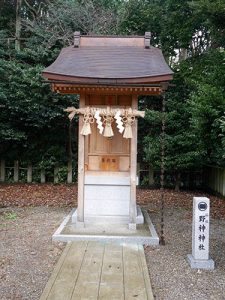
[88,122,130,171]
[86,94,131,172]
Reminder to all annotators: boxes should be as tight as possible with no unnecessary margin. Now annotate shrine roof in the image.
[43,34,173,84]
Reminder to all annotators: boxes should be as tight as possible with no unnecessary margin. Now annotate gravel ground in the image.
[0,207,69,300]
[0,188,225,300]
[145,206,225,300]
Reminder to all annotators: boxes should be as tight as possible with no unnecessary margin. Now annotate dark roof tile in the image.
[43,45,173,81]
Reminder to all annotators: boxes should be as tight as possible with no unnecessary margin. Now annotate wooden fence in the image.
[204,166,225,196]
[1,159,224,196]
[0,159,74,184]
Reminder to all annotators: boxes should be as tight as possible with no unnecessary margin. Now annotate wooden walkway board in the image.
[40,241,154,300]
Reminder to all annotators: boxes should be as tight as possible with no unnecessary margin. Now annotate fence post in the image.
[54,166,59,184]
[14,160,19,182]
[0,159,5,182]
[223,169,225,196]
[148,165,154,185]
[67,159,73,184]
[27,164,32,183]
[40,169,46,183]
[216,168,220,193]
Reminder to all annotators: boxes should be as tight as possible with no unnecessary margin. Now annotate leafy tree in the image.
[143,71,204,190]
[189,0,225,48]
[0,0,16,32]
[23,0,121,49]
[0,1,78,168]
[187,49,225,167]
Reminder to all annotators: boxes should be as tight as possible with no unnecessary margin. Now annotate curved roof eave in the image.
[42,45,173,84]
[42,72,173,85]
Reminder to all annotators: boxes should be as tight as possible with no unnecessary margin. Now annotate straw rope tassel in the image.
[123,109,135,139]
[80,121,91,136]
[103,107,114,137]
[123,121,133,138]
[80,108,94,136]
[103,118,114,137]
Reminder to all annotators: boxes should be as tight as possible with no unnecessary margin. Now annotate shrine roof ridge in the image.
[78,34,145,38]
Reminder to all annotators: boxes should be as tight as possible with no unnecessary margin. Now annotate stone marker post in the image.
[187,197,214,269]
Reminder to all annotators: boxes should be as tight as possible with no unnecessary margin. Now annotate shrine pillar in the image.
[129,94,138,229]
[77,94,85,224]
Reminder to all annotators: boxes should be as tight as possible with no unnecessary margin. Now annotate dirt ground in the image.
[0,184,225,300]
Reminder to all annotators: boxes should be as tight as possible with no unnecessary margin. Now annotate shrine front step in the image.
[52,209,159,246]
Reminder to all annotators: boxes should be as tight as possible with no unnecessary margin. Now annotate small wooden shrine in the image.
[43,32,173,229]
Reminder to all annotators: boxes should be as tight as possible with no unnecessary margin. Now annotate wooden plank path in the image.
[40,241,154,300]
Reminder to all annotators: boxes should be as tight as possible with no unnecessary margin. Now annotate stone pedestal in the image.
[72,205,144,226]
[187,197,215,270]
[187,254,215,270]
[73,173,143,227]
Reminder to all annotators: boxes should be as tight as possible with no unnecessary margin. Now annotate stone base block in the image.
[187,254,215,270]
[72,205,144,225]
[52,208,159,245]
[128,223,137,230]
[75,221,85,228]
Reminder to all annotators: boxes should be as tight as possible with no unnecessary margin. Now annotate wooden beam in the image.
[145,32,151,49]
[54,166,59,184]
[84,95,89,168]
[77,94,85,223]
[74,31,80,48]
[129,94,138,230]
[0,159,5,182]
[40,169,46,183]
[27,164,32,183]
[80,36,145,47]
[52,84,163,96]
[67,159,73,184]
[14,160,19,182]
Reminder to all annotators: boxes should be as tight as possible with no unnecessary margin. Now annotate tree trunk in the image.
[179,48,188,61]
[15,0,22,51]
[175,171,181,192]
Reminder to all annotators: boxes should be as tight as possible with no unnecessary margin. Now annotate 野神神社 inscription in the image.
[187,197,215,269]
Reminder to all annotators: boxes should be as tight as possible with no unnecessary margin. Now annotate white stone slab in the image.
[84,215,130,224]
[84,199,129,216]
[192,197,210,260]
[84,185,130,202]
[84,184,130,219]
[85,175,130,186]
[72,205,144,225]
[187,196,215,270]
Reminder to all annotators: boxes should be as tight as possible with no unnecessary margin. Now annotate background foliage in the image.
[0,0,224,187]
